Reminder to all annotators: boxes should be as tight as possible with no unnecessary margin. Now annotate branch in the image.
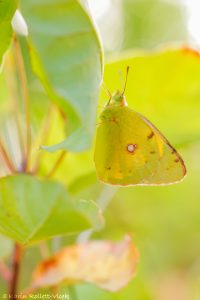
[0,139,16,173]
[9,244,23,299]
[46,151,66,178]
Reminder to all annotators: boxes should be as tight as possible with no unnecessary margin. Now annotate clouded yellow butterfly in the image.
[94,67,186,186]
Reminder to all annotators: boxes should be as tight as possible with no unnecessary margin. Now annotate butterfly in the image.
[94,67,186,186]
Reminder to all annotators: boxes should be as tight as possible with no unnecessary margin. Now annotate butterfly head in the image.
[108,90,127,107]
[106,66,130,107]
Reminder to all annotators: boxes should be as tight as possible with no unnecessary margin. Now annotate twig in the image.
[9,244,23,299]
[14,115,26,164]
[46,151,66,178]
[0,139,16,173]
[3,120,18,168]
[0,261,11,282]
[13,36,31,172]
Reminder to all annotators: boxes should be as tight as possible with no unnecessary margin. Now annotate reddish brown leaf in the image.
[31,236,139,292]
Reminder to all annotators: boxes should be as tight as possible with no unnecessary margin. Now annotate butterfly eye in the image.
[127,144,137,153]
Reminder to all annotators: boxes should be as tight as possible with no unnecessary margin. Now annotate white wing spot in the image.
[127,144,137,153]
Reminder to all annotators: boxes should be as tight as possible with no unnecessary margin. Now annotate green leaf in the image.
[20,0,103,143]
[0,175,103,245]
[0,234,12,259]
[101,48,200,146]
[0,0,17,66]
[42,127,91,153]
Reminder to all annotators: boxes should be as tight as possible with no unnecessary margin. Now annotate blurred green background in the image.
[0,0,200,299]
[71,1,200,299]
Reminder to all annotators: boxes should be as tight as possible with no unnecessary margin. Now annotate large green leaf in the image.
[0,234,12,259]
[101,48,200,146]
[0,0,17,66]
[0,175,103,245]
[20,0,103,148]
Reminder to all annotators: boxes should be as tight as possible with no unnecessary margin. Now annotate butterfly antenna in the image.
[102,82,112,99]
[122,66,130,95]
[118,69,124,90]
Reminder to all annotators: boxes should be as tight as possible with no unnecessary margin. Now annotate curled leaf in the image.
[32,236,139,292]
[41,127,91,153]
[20,0,103,144]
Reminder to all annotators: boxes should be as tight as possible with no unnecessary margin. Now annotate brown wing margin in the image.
[136,111,187,177]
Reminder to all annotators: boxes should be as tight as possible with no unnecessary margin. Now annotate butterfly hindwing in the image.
[94,105,186,186]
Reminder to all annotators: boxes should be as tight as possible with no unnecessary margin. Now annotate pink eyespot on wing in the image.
[127,144,137,153]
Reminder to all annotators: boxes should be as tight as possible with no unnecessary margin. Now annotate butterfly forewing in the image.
[94,106,186,186]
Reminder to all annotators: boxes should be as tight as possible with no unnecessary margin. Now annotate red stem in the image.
[9,244,23,299]
[46,151,66,178]
[0,140,16,173]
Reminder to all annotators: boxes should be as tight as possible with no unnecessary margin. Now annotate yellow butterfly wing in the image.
[94,105,186,186]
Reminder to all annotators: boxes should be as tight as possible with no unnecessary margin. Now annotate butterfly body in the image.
[94,91,186,186]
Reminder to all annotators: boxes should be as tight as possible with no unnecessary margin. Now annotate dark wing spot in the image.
[107,167,111,170]
[174,158,179,163]
[150,150,156,154]
[147,131,154,139]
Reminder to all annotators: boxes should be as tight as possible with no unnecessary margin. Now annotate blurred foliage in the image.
[0,234,12,259]
[121,0,189,50]
[0,0,17,65]
[95,0,189,53]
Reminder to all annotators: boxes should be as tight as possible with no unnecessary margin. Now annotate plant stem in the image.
[14,115,26,163]
[46,151,66,178]
[0,139,16,173]
[13,36,31,172]
[9,244,23,299]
